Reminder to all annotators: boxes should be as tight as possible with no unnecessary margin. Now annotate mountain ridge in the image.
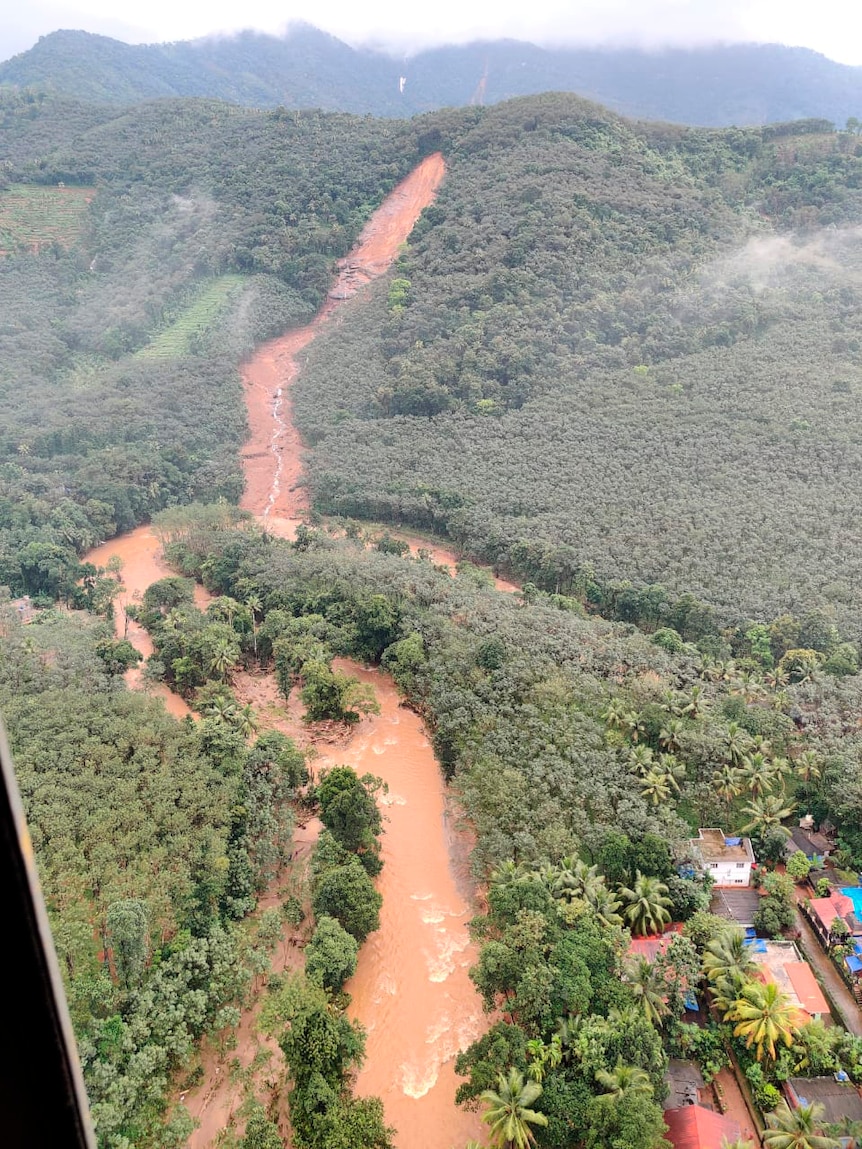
[2,25,862,126]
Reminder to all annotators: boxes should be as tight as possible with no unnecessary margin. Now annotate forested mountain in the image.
[295,95,862,640]
[3,25,862,128]
[0,90,423,600]
[4,90,862,639]
[7,77,862,1149]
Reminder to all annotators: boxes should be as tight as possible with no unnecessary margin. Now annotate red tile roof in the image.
[664,1105,742,1149]
[809,895,854,931]
[785,962,830,1018]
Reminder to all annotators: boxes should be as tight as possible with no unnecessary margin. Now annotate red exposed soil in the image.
[86,526,209,719]
[239,153,446,528]
[84,154,490,1148]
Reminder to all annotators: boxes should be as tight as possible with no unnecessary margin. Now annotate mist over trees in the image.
[293,96,862,638]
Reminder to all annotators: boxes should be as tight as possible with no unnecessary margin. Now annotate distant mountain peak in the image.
[2,27,860,127]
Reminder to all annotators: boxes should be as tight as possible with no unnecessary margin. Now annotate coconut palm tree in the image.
[553,859,602,903]
[725,722,752,765]
[480,1068,548,1149]
[618,872,673,936]
[629,745,655,776]
[710,975,741,1018]
[656,752,685,790]
[601,698,629,732]
[763,1101,840,1149]
[235,703,258,739]
[679,685,705,718]
[595,1060,653,1098]
[204,694,238,724]
[715,764,743,819]
[703,929,757,987]
[625,956,670,1026]
[740,752,775,798]
[659,718,684,752]
[726,981,799,1065]
[525,1035,562,1083]
[795,751,822,787]
[585,882,624,929]
[555,1013,583,1063]
[622,710,647,743]
[208,638,238,683]
[639,770,673,807]
[741,793,795,838]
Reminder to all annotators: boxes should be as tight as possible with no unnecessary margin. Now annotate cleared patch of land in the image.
[0,183,93,252]
[137,275,245,360]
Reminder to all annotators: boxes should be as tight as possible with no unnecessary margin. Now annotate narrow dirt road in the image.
[794,901,862,1036]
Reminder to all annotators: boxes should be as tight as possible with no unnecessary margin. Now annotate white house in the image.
[689,828,754,886]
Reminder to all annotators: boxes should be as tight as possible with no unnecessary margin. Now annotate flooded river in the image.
[84,153,487,1148]
[328,662,485,1148]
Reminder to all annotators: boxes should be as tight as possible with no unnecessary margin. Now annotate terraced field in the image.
[137,275,245,359]
[0,184,94,252]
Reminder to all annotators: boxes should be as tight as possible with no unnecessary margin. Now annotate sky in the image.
[3,0,862,65]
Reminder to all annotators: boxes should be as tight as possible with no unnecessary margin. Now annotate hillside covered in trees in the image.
[294,95,862,641]
[6,82,862,1147]
[3,26,862,128]
[0,90,424,601]
[4,90,862,642]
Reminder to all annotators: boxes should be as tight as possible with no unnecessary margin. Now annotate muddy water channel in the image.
[326,663,485,1148]
[84,154,488,1147]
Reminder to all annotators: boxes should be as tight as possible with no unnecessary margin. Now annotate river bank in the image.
[83,151,488,1148]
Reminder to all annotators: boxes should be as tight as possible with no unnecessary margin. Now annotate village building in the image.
[745,938,830,1022]
[805,893,862,947]
[689,828,754,886]
[709,886,762,928]
[663,1104,742,1149]
[787,823,833,865]
[785,1076,862,1124]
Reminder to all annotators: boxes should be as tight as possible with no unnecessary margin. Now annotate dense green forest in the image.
[294,96,862,639]
[132,512,862,1146]
[4,26,862,128]
[0,592,305,1145]
[0,90,423,600]
[6,82,862,1148]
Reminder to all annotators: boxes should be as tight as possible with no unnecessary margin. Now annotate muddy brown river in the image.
[85,155,487,1147]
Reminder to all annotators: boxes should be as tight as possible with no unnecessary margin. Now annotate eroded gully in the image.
[84,153,487,1147]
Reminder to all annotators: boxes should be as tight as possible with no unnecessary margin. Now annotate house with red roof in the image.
[664,1104,741,1149]
[804,893,862,947]
[747,939,830,1023]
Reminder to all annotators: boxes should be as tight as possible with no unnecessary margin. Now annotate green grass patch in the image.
[137,275,245,360]
[0,184,94,252]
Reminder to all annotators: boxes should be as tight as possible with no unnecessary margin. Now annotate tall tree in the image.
[480,1068,548,1149]
[763,1101,840,1149]
[726,981,798,1065]
[619,873,673,936]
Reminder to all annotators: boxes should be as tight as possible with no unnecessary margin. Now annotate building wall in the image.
[708,860,751,886]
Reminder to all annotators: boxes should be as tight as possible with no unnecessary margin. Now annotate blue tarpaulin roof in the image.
[684,995,699,1011]
[846,955,862,973]
[725,837,742,846]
